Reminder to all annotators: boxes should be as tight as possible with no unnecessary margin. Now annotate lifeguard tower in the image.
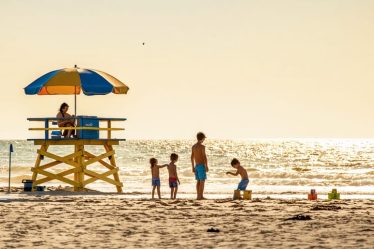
[28,117,126,192]
[24,66,129,192]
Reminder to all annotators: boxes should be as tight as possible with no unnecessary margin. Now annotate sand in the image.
[0,193,373,249]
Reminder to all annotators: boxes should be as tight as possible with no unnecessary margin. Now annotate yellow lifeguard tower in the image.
[24,66,129,192]
[28,117,126,192]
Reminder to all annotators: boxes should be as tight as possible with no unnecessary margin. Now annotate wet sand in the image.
[0,194,373,249]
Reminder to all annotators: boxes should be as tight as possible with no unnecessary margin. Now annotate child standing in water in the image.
[226,158,249,191]
[167,153,180,199]
[191,132,209,200]
[150,158,168,199]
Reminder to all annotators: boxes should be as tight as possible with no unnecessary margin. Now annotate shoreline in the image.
[2,192,374,201]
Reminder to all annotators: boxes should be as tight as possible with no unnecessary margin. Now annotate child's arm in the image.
[202,146,208,172]
[226,170,239,176]
[176,171,180,185]
[157,164,169,169]
[191,150,195,173]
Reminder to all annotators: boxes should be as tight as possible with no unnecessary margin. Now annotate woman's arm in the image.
[64,113,75,125]
[56,113,68,126]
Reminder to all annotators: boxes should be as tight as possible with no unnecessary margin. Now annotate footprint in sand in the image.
[230,204,243,208]
[311,205,341,211]
[158,201,169,206]
[170,200,181,204]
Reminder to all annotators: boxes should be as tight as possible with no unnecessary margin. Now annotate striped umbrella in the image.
[24,65,129,116]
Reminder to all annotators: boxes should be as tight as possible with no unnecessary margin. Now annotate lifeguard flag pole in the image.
[7,144,14,193]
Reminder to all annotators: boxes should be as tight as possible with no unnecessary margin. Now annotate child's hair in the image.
[231,158,240,166]
[196,132,206,141]
[170,153,178,161]
[150,158,157,167]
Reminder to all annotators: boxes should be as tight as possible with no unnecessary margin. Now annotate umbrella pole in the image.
[74,92,76,116]
[74,87,77,117]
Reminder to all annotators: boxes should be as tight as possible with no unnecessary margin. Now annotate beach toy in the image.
[328,188,340,200]
[22,179,33,192]
[35,186,46,192]
[243,190,252,200]
[233,190,241,200]
[308,189,317,200]
[308,194,317,200]
[233,190,252,200]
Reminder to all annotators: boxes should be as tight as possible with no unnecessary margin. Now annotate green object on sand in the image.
[328,192,340,200]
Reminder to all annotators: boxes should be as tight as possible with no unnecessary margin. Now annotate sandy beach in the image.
[0,193,373,249]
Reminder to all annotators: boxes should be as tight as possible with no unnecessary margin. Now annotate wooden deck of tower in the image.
[27,117,126,193]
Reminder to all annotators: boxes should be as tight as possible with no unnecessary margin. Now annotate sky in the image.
[0,0,373,139]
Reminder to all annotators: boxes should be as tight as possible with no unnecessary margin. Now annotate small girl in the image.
[150,158,168,199]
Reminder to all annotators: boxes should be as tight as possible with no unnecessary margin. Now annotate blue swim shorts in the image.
[152,177,160,187]
[195,164,207,181]
[237,179,249,190]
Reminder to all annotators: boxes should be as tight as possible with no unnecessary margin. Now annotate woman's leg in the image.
[65,124,73,138]
[70,121,76,136]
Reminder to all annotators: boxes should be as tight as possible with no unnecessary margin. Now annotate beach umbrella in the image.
[24,65,129,116]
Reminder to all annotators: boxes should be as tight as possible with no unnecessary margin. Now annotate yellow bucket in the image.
[243,190,252,200]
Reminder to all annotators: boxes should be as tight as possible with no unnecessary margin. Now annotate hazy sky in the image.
[0,0,373,139]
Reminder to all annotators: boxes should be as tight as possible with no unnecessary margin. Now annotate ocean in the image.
[1,139,374,199]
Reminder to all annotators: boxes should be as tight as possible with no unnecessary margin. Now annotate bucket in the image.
[22,179,33,192]
[308,193,317,200]
[243,190,252,200]
[233,190,241,200]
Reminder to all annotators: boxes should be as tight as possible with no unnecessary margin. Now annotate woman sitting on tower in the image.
[56,103,76,138]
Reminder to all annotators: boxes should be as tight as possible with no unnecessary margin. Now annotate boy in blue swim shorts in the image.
[191,132,209,200]
[226,158,249,191]
[150,158,168,199]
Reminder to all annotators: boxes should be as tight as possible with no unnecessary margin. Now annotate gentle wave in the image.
[1,139,374,195]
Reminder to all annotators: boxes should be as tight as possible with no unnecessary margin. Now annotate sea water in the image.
[1,139,374,199]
